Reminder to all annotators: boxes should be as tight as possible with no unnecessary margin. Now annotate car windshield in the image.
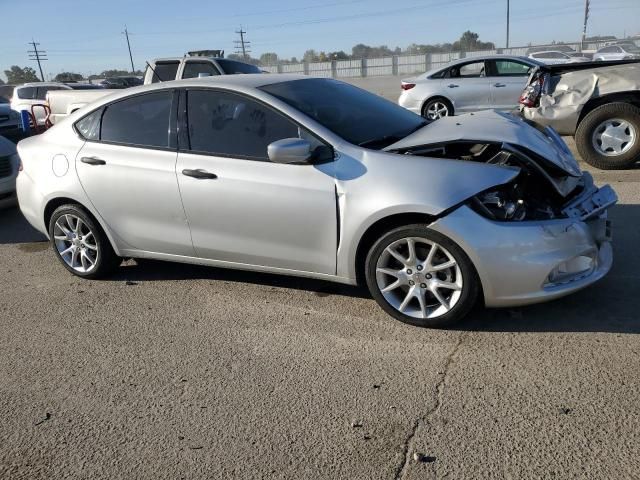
[216,59,262,74]
[260,78,427,148]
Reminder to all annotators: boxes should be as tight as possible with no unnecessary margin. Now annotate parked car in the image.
[593,43,640,61]
[66,83,107,90]
[144,56,262,83]
[526,45,577,55]
[520,60,640,169]
[399,55,544,120]
[46,55,262,125]
[0,135,20,209]
[100,77,143,89]
[11,82,72,126]
[17,75,616,327]
[527,51,590,65]
[0,95,21,139]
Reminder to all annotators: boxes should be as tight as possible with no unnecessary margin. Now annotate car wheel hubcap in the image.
[53,214,98,273]
[592,118,636,156]
[375,237,463,320]
[426,102,449,120]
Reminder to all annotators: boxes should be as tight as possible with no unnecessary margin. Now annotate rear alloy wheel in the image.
[422,98,452,121]
[49,204,120,279]
[365,225,479,328]
[575,102,640,169]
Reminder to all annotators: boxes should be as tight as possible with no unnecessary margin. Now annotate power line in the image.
[506,0,510,48]
[28,40,47,81]
[122,25,136,73]
[234,27,251,58]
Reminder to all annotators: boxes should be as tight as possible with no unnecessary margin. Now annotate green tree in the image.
[54,72,84,82]
[302,49,318,63]
[4,66,40,84]
[328,50,349,60]
[259,52,278,65]
[452,31,495,52]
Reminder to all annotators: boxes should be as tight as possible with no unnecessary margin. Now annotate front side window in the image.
[494,60,531,76]
[101,91,172,148]
[182,62,221,79]
[151,62,179,83]
[186,90,300,160]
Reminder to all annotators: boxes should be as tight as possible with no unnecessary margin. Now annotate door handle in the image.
[80,156,106,165]
[493,83,507,88]
[182,168,218,180]
[447,84,459,88]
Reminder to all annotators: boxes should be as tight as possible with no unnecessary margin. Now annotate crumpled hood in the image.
[384,110,581,177]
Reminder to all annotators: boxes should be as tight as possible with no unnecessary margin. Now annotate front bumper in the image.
[429,204,613,307]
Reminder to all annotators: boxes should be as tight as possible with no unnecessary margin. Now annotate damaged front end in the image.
[384,110,617,223]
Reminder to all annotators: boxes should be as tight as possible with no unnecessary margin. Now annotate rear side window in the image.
[100,91,172,148]
[450,61,485,78]
[182,62,221,79]
[75,108,102,140]
[494,60,532,76]
[186,89,299,159]
[151,62,179,83]
[216,59,262,74]
[16,87,37,99]
[36,86,66,100]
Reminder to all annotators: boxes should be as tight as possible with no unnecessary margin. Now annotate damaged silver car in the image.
[17,76,616,327]
[520,60,640,169]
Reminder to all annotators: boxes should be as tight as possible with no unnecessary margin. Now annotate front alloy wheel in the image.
[365,225,479,327]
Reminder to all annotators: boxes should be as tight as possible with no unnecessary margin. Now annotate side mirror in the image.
[267,138,312,164]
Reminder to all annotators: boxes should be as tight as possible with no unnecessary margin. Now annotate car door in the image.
[443,60,491,113]
[488,59,535,110]
[75,89,194,256]
[175,88,337,274]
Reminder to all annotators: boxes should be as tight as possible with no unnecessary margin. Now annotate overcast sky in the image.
[2,0,639,80]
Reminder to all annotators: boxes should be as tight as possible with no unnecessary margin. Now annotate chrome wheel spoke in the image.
[431,287,450,311]
[433,280,461,291]
[398,288,415,312]
[406,238,417,264]
[381,280,402,293]
[55,220,72,237]
[424,244,438,268]
[431,259,456,271]
[386,246,407,265]
[416,290,428,318]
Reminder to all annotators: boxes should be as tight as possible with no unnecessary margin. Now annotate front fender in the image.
[334,149,520,280]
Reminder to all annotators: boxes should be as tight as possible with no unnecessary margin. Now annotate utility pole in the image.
[581,0,590,45]
[506,0,510,49]
[28,40,47,81]
[122,25,135,73]
[234,27,251,59]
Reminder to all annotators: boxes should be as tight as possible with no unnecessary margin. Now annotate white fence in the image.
[260,40,638,78]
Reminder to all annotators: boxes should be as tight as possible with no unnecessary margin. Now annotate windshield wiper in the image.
[358,121,429,149]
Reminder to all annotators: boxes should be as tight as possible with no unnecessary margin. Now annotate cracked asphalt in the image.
[1,131,640,478]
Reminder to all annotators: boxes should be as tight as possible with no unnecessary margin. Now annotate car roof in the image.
[440,55,543,67]
[529,51,568,56]
[18,82,71,88]
[149,73,308,90]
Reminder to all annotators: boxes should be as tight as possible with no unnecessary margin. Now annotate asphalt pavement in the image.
[1,101,639,479]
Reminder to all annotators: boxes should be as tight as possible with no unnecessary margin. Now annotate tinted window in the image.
[75,108,102,140]
[186,90,299,159]
[151,62,179,83]
[101,91,172,147]
[260,78,426,148]
[494,60,531,76]
[216,59,262,74]
[17,87,37,100]
[69,84,105,90]
[0,96,10,104]
[182,62,221,79]
[450,61,485,78]
[36,86,67,100]
[599,47,616,53]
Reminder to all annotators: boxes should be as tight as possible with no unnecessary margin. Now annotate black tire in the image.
[48,204,120,279]
[422,97,453,121]
[365,225,480,328]
[575,102,640,170]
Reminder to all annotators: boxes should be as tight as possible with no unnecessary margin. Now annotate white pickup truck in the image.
[47,55,263,125]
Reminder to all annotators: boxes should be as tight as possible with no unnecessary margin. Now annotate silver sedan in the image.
[399,55,543,120]
[17,75,616,327]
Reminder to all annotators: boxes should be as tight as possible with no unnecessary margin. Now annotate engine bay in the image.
[399,141,586,221]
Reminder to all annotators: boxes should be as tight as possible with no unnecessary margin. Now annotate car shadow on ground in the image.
[3,203,639,333]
